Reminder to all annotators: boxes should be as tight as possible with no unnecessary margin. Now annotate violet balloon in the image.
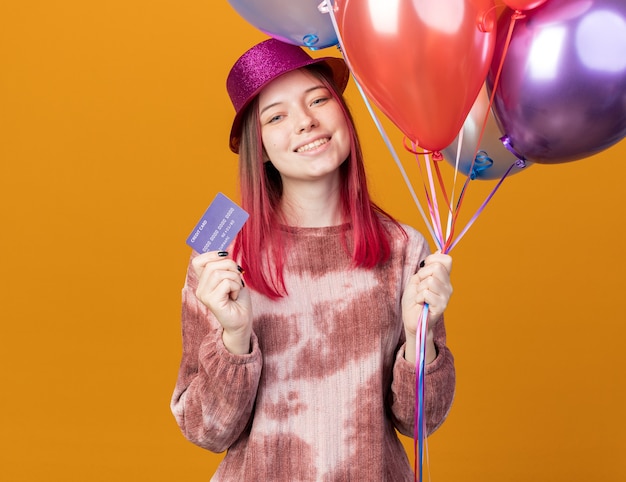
[227,0,338,49]
[488,0,626,164]
[442,84,532,180]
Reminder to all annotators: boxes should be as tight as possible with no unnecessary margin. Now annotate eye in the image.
[311,97,329,106]
[265,113,284,124]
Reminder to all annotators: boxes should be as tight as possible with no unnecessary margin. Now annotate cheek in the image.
[263,141,280,160]
[331,112,352,154]
[260,134,275,158]
[337,126,352,159]
[261,129,285,154]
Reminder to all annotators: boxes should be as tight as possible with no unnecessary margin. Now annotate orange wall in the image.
[1,2,624,481]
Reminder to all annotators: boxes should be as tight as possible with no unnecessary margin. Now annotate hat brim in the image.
[229,56,350,154]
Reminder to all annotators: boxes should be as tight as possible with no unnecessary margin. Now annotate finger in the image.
[422,283,452,316]
[197,272,244,308]
[416,264,452,292]
[419,252,452,275]
[214,277,244,304]
[192,251,240,278]
[200,266,242,293]
[420,276,452,300]
[191,251,221,277]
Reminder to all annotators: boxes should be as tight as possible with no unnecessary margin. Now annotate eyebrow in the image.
[259,85,328,116]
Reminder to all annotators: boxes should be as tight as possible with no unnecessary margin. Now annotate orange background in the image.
[1,2,625,481]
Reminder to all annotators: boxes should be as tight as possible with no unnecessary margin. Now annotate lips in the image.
[295,137,330,153]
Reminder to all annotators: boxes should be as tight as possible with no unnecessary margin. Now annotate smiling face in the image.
[257,68,351,189]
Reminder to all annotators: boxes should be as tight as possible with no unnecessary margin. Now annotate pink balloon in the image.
[335,0,497,151]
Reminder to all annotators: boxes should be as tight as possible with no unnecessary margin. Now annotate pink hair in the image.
[233,66,404,299]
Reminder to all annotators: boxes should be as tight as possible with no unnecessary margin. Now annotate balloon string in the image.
[446,129,464,241]
[404,139,456,254]
[403,138,455,248]
[401,137,443,159]
[443,9,522,253]
[414,303,429,482]
[420,150,445,247]
[326,0,440,250]
[432,158,454,225]
[447,159,525,252]
[405,140,454,217]
[414,150,444,248]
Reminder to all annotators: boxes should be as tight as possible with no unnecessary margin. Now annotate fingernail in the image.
[419,260,426,268]
[241,278,245,288]
[217,251,228,257]
[237,265,245,274]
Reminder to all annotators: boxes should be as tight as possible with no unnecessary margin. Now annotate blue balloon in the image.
[227,0,338,50]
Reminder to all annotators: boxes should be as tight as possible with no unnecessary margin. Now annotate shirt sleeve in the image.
[170,256,262,453]
[390,320,456,437]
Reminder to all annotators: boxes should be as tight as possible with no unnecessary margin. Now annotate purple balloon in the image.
[487,0,626,164]
[227,0,338,50]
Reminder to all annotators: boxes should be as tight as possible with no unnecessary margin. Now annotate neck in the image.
[280,179,343,227]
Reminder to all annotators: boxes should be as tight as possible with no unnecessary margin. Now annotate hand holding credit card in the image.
[186,193,249,253]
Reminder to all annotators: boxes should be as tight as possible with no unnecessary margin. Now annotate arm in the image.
[170,256,262,453]
[390,231,456,436]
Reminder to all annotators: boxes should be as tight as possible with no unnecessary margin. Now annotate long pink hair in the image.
[233,65,404,299]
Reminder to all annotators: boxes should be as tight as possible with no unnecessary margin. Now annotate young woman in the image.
[171,38,455,481]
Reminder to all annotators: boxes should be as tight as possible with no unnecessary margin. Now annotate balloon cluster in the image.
[229,0,626,177]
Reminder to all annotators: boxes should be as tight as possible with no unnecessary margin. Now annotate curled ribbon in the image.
[500,134,526,162]
[302,34,320,47]
[470,150,494,180]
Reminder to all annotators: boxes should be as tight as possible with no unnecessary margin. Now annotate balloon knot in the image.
[500,135,527,162]
[477,5,497,32]
[303,34,320,47]
[401,137,442,158]
[402,136,420,155]
[512,10,526,20]
[470,151,494,179]
[317,1,330,14]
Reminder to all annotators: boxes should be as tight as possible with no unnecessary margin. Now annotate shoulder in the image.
[398,221,425,242]
[378,215,428,248]
[380,218,431,270]
[398,222,430,258]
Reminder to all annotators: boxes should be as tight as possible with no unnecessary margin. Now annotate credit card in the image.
[185,192,249,253]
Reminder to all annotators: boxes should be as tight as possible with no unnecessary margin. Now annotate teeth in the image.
[296,138,329,152]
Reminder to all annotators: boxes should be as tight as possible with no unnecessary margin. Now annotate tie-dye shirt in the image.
[171,221,455,481]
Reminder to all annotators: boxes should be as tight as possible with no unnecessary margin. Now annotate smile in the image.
[295,138,329,153]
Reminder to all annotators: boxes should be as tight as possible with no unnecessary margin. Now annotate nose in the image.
[295,108,318,133]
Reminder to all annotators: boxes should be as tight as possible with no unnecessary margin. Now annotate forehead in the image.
[258,68,325,105]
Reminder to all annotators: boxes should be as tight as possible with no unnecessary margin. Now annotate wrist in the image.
[404,328,437,365]
[222,328,252,355]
